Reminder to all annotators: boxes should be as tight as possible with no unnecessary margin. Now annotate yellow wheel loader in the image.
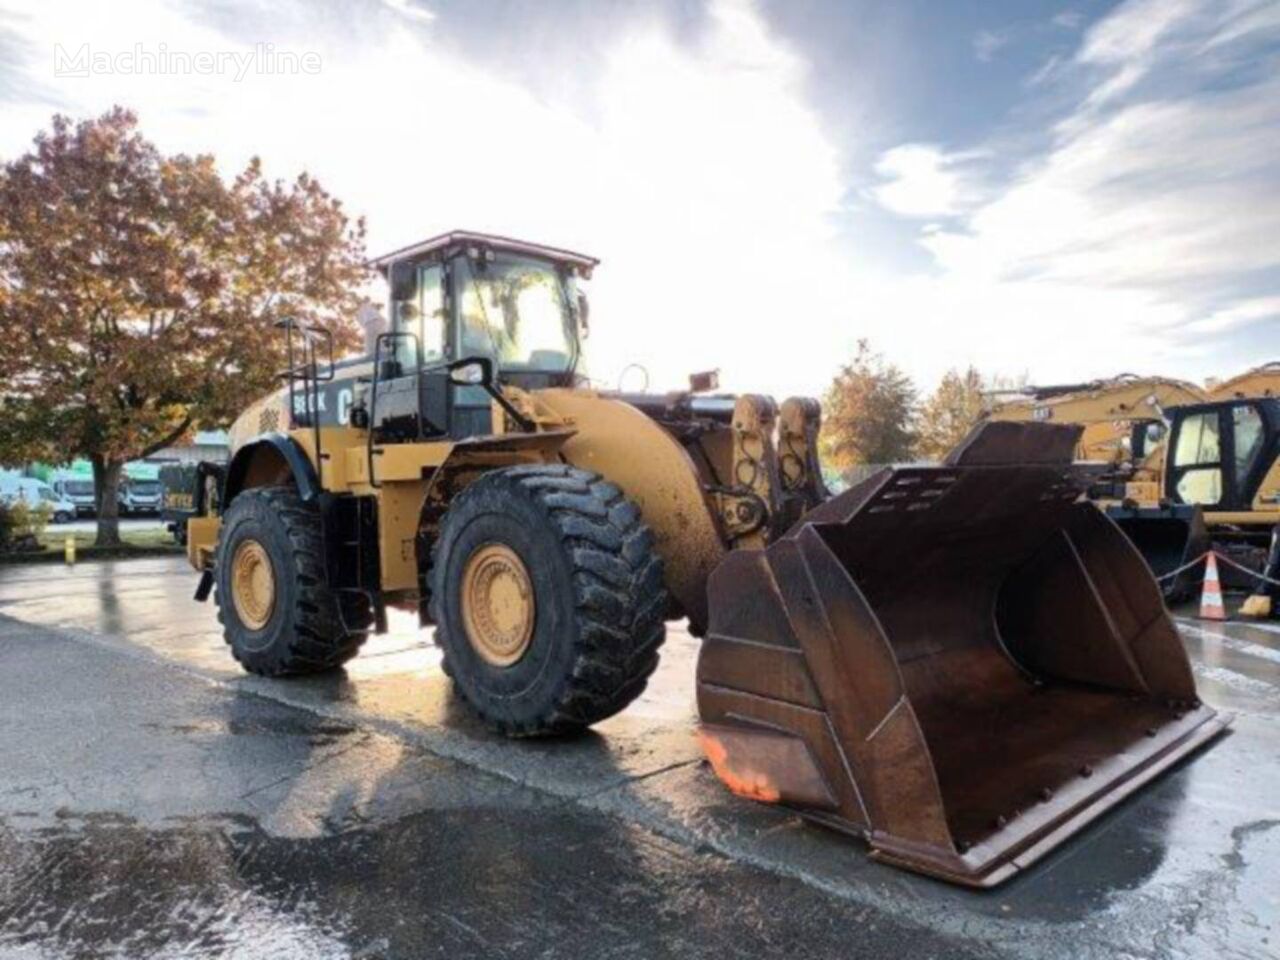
[187,231,1228,886]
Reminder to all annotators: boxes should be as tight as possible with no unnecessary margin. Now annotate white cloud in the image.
[973,29,1010,62]
[379,0,434,23]
[923,79,1280,289]
[870,144,965,218]
[1180,296,1280,336]
[869,0,1280,387]
[1,0,1275,398]
[0,0,848,398]
[1076,0,1199,65]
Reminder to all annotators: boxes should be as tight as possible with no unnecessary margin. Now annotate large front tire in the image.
[431,464,667,736]
[215,486,370,676]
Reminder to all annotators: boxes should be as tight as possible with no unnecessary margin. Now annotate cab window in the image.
[418,265,446,362]
[1233,405,1264,480]
[390,262,445,369]
[455,255,575,372]
[1174,412,1219,465]
[1176,469,1222,506]
[1172,411,1223,506]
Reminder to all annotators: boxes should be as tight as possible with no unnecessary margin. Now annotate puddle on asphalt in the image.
[0,807,980,960]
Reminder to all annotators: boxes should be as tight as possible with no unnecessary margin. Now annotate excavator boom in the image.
[986,374,1207,464]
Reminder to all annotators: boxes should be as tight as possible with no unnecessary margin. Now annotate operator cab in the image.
[1164,398,1280,510]
[368,231,596,440]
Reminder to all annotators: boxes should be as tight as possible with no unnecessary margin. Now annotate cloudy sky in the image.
[1,0,1277,397]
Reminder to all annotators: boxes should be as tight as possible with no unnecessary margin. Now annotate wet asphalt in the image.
[0,557,1277,960]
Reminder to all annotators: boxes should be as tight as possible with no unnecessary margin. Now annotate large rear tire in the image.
[215,486,371,676]
[430,464,667,736]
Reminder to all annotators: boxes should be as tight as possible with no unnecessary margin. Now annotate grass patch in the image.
[37,526,177,550]
[0,525,183,564]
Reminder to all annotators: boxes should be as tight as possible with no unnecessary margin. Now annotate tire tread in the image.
[430,464,668,736]
[215,486,371,676]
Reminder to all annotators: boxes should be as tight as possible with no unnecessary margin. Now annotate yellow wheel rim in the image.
[231,539,276,631]
[461,543,535,667]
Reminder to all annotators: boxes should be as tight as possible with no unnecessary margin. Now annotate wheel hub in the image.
[461,543,535,666]
[231,539,276,630]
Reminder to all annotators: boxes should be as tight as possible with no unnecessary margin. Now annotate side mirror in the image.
[448,356,495,388]
[577,292,590,338]
[448,356,534,432]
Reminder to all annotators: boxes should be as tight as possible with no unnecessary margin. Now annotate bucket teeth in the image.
[696,421,1230,887]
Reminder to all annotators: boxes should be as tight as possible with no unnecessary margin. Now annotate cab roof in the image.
[369,230,599,275]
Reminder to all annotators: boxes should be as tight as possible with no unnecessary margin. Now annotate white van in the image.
[52,476,97,517]
[0,476,76,524]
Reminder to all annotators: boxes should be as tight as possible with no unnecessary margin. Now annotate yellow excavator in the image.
[1151,394,1280,616]
[986,374,1208,501]
[1207,363,1280,613]
[1209,361,1280,401]
[987,372,1280,614]
[184,231,1228,886]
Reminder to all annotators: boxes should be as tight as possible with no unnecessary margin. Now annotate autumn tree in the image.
[0,108,366,545]
[916,365,988,461]
[820,340,917,471]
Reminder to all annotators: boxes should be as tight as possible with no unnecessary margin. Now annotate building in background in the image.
[152,431,230,466]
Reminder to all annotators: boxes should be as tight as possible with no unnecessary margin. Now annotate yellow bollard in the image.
[64,535,76,565]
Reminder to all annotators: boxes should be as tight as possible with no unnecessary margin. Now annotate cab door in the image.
[1166,401,1274,511]
[382,259,453,438]
[444,252,499,439]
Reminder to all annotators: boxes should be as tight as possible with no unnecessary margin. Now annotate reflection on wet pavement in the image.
[2,807,1000,960]
[0,558,1277,959]
[0,618,976,960]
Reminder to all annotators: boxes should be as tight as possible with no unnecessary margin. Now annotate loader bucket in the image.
[1105,503,1209,602]
[696,422,1229,888]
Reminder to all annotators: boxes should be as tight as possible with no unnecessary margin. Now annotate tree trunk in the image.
[92,457,123,547]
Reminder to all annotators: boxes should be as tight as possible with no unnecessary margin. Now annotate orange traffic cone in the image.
[1199,552,1226,621]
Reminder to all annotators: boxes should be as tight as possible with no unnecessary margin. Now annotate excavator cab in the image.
[1163,399,1279,513]
[1155,398,1280,595]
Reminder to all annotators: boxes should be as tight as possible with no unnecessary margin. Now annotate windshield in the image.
[131,481,161,495]
[456,256,577,373]
[63,481,93,496]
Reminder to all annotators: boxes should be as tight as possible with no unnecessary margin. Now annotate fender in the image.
[223,432,321,504]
